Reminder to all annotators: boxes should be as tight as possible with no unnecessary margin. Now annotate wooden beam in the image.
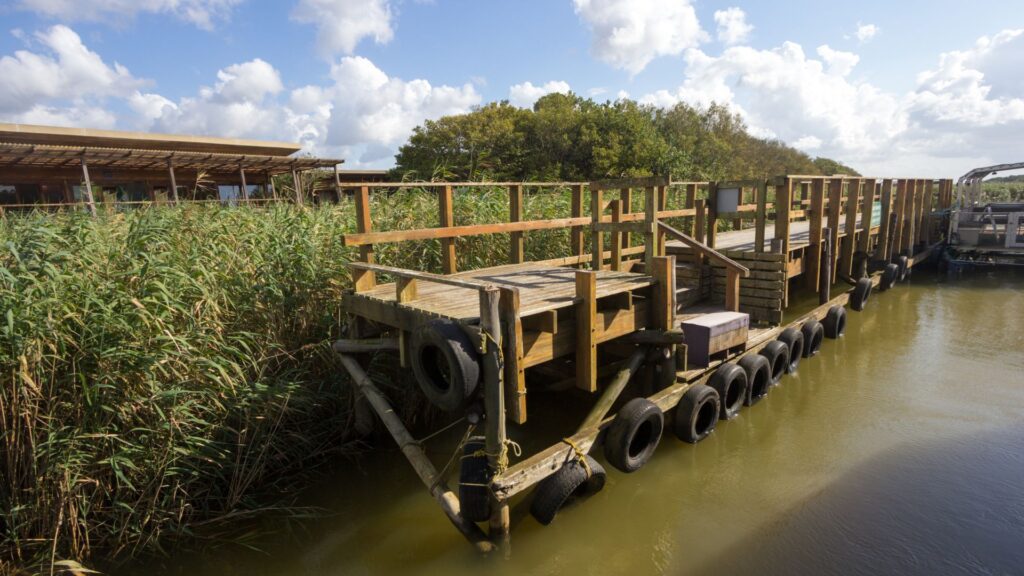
[439,184,457,274]
[509,184,524,264]
[619,187,632,250]
[167,159,180,204]
[610,199,623,271]
[239,164,249,202]
[651,255,676,329]
[396,277,417,367]
[591,187,604,271]
[875,179,894,261]
[292,169,302,205]
[685,183,698,236]
[754,180,767,253]
[644,186,658,268]
[343,216,592,246]
[859,179,877,256]
[575,270,597,392]
[826,177,843,278]
[479,287,509,544]
[805,178,826,292]
[839,178,860,277]
[590,175,669,191]
[695,198,706,245]
[570,184,585,261]
[353,185,376,291]
[706,182,719,249]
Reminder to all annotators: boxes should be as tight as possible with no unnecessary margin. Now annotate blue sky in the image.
[0,0,1022,176]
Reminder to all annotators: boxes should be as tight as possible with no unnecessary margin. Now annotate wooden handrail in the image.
[657,221,749,276]
[349,262,494,292]
[342,216,591,247]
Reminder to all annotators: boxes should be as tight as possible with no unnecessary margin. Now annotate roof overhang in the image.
[0,123,303,157]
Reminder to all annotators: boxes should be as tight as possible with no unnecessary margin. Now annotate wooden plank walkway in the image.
[671,215,867,253]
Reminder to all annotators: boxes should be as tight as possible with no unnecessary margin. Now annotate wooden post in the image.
[619,187,632,250]
[239,165,249,202]
[292,169,303,205]
[918,180,932,245]
[479,287,509,545]
[694,198,706,245]
[706,182,719,249]
[498,287,526,425]
[610,199,623,271]
[725,268,741,312]
[440,184,457,274]
[167,159,180,204]
[904,180,917,256]
[575,270,597,393]
[839,178,860,277]
[333,164,342,203]
[590,187,604,271]
[859,178,877,256]
[775,176,793,307]
[651,255,677,389]
[732,186,743,233]
[685,183,697,236]
[805,177,826,292]
[509,184,524,264]
[826,178,843,278]
[571,184,585,261]
[644,185,658,269]
[353,185,376,291]
[876,179,894,262]
[754,180,767,253]
[820,227,832,304]
[396,277,418,367]
[80,155,97,216]
[657,184,668,256]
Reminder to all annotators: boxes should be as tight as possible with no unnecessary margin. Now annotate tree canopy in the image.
[393,93,859,181]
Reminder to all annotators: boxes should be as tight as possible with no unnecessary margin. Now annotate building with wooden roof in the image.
[0,123,344,213]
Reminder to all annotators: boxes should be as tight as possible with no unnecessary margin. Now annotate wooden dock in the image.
[332,173,954,551]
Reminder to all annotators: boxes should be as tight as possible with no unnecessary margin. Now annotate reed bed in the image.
[0,186,578,572]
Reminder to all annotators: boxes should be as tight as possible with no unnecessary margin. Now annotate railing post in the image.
[754,179,767,253]
[875,179,894,262]
[706,182,719,249]
[353,185,376,291]
[620,187,632,250]
[591,186,604,271]
[644,185,658,270]
[805,178,826,292]
[509,184,524,263]
[858,179,877,258]
[839,178,861,277]
[571,184,585,262]
[575,270,597,392]
[440,184,457,274]
[610,199,623,271]
[725,267,741,312]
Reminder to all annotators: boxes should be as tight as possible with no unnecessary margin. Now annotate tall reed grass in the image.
[0,186,579,571]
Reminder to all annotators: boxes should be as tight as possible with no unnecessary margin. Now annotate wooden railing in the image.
[658,221,749,311]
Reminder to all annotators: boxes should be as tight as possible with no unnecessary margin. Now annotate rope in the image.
[562,437,592,478]
[430,423,476,492]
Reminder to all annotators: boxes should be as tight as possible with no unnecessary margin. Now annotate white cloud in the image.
[714,7,752,46]
[0,25,144,114]
[856,23,879,43]
[817,45,860,77]
[572,0,707,74]
[291,0,394,57]
[793,135,822,150]
[508,80,572,108]
[16,0,242,30]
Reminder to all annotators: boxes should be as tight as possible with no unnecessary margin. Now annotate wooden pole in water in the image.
[335,353,493,553]
[820,227,832,305]
[479,287,510,548]
[579,347,647,430]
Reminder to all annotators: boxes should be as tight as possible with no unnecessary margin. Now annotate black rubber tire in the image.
[738,354,770,406]
[708,363,748,420]
[459,436,492,522]
[823,305,847,339]
[604,398,664,472]
[850,277,873,311]
[530,455,606,526]
[895,255,909,282]
[801,320,824,358]
[852,250,870,279]
[410,319,480,412]
[673,384,721,443]
[880,263,899,291]
[759,340,789,386]
[777,328,804,373]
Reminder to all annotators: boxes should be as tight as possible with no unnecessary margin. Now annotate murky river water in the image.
[152,270,1023,576]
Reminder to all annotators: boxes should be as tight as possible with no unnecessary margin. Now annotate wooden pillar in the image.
[706,182,719,249]
[918,180,933,244]
[892,180,907,257]
[575,270,597,392]
[694,198,706,245]
[805,178,826,292]
[619,187,632,249]
[685,183,697,236]
[732,186,743,232]
[644,185,658,269]
[876,180,894,262]
[80,155,97,216]
[826,178,842,277]
[509,184,524,264]
[292,169,303,205]
[839,178,860,277]
[571,184,585,261]
[590,187,604,271]
[774,177,793,255]
[651,255,676,329]
[167,159,180,204]
[498,287,526,424]
[656,185,668,256]
[479,287,509,545]
[904,180,918,256]
[333,164,342,204]
[610,199,623,271]
[239,165,249,202]
[859,178,877,256]
[439,184,457,274]
[352,185,376,291]
[754,180,767,253]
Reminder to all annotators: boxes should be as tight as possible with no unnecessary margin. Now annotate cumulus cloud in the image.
[856,23,879,43]
[572,0,707,74]
[508,80,572,108]
[16,0,242,30]
[291,0,394,57]
[0,25,144,114]
[714,7,752,46]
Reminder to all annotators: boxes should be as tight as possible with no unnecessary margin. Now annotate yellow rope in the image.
[562,437,592,478]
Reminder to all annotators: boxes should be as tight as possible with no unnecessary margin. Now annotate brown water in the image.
[149,270,1024,576]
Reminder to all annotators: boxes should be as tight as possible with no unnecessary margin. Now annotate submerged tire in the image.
[604,398,664,472]
[777,328,804,373]
[801,320,824,358]
[759,340,789,386]
[738,354,771,406]
[410,319,480,412]
[459,436,491,522]
[673,384,721,443]
[708,363,748,420]
[530,455,606,526]
[850,277,873,312]
[895,255,909,282]
[880,263,899,291]
[823,305,847,339]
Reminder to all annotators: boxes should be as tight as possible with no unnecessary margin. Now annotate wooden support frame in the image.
[478,287,509,544]
[839,178,861,277]
[826,177,843,277]
[570,184,585,261]
[858,178,877,257]
[706,182,719,249]
[610,199,623,271]
[619,187,632,250]
[499,287,527,424]
[805,177,826,292]
[590,187,604,272]
[876,179,894,262]
[754,180,768,253]
[643,185,659,269]
[509,184,524,264]
[353,185,377,291]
